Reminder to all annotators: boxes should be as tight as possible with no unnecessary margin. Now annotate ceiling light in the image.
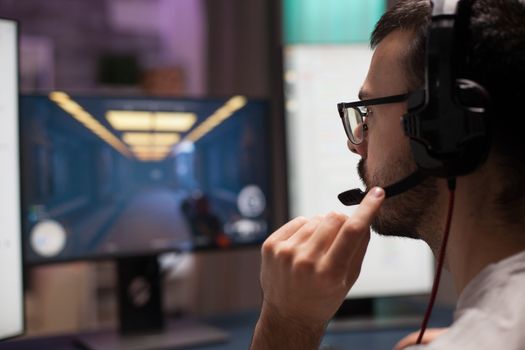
[106,110,197,132]
[131,145,173,153]
[57,100,84,115]
[49,91,70,103]
[122,132,180,146]
[154,112,196,132]
[226,95,247,111]
[134,153,169,162]
[106,111,152,131]
[182,95,248,143]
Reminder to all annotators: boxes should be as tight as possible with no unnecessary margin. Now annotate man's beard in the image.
[357,155,438,240]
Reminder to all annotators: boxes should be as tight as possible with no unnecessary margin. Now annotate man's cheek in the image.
[365,145,384,177]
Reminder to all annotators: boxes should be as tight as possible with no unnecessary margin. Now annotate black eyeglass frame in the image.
[337,93,409,145]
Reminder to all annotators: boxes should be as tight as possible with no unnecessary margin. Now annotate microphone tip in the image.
[338,189,366,206]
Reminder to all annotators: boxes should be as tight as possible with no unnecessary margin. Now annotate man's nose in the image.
[347,139,367,157]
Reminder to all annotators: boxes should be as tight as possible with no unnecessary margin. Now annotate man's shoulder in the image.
[411,253,525,350]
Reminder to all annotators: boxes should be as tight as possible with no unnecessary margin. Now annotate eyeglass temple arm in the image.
[341,93,410,109]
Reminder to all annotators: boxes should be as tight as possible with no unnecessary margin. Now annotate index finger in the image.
[351,186,385,226]
[326,187,385,266]
[394,331,420,350]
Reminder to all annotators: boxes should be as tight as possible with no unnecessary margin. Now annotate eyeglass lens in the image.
[342,107,364,144]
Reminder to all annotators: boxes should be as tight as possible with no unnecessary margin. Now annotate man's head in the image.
[352,0,525,245]
[353,29,441,244]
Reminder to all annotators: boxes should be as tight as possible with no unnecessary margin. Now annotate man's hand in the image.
[394,328,448,350]
[251,187,385,350]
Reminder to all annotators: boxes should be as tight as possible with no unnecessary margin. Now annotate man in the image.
[251,0,525,349]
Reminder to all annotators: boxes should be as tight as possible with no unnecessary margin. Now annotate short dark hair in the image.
[370,0,430,89]
[371,0,525,219]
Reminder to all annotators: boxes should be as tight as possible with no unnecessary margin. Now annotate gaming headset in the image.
[404,0,490,178]
[338,0,491,206]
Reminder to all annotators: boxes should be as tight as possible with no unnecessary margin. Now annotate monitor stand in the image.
[76,255,229,350]
[327,297,422,332]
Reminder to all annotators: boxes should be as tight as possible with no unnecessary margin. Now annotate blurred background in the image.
[3,0,273,97]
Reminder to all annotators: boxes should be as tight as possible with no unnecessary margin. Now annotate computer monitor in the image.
[21,94,271,263]
[0,17,24,341]
[283,45,434,309]
[19,93,271,348]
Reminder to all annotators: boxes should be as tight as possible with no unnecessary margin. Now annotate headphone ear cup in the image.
[455,79,491,112]
[403,79,490,177]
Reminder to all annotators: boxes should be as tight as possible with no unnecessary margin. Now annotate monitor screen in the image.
[284,45,433,298]
[0,18,24,340]
[20,94,271,264]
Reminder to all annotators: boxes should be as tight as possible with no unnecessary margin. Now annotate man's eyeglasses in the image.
[337,93,408,145]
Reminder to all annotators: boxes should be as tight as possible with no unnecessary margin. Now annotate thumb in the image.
[394,328,448,350]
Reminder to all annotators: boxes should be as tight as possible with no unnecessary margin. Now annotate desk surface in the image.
[0,308,453,350]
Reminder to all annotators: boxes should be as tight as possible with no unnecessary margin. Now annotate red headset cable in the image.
[416,177,456,345]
